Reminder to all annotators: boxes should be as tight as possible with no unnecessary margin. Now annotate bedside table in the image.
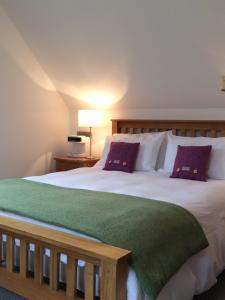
[54,156,99,172]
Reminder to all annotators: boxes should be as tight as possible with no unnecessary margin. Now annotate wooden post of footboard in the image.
[101,259,128,300]
[0,217,131,300]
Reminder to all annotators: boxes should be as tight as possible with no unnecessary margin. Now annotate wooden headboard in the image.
[111,119,225,137]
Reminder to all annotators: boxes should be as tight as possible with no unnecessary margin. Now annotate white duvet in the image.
[1,166,225,300]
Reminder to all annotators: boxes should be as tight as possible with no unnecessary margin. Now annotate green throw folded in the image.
[0,179,208,299]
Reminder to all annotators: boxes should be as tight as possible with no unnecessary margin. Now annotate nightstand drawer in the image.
[54,156,99,172]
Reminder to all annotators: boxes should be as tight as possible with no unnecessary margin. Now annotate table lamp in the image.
[78,110,102,159]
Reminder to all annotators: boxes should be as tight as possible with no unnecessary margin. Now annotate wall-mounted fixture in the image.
[221,76,225,92]
[77,110,102,159]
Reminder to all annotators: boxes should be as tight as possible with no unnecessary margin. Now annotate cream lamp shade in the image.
[78,110,102,127]
[77,110,102,159]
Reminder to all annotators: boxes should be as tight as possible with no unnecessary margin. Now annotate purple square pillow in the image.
[103,142,140,173]
[170,145,212,181]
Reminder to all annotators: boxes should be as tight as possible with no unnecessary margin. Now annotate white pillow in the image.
[97,132,165,171]
[155,131,171,169]
[163,132,225,179]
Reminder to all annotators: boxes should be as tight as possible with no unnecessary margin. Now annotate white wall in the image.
[0,7,70,178]
[1,1,225,159]
[1,0,225,111]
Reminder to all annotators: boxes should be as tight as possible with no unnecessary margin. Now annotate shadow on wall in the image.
[0,5,69,178]
[24,152,54,177]
[0,5,55,92]
[0,5,130,109]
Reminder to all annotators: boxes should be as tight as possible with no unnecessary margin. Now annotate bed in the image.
[1,119,225,300]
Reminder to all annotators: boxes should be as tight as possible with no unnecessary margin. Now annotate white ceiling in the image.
[1,0,225,109]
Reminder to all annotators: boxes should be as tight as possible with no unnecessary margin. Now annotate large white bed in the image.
[1,165,225,300]
[1,119,225,300]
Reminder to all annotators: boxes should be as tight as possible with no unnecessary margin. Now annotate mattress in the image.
[1,166,225,300]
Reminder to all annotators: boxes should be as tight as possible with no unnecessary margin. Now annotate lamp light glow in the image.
[80,90,118,107]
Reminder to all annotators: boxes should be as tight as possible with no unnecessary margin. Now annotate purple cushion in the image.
[170,145,212,181]
[103,142,140,173]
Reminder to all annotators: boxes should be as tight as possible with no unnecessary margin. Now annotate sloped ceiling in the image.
[1,0,225,109]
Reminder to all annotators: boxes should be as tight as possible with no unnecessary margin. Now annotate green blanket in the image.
[0,179,208,299]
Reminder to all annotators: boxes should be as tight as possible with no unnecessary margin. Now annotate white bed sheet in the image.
[2,166,225,300]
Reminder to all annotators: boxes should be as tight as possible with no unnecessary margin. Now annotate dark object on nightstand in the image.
[54,156,99,172]
[68,136,82,142]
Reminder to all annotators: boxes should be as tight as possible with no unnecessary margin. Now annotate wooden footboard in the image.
[0,217,131,300]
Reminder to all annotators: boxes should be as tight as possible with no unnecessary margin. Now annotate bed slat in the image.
[6,235,13,272]
[0,233,2,266]
[210,130,216,137]
[172,128,176,135]
[85,262,95,300]
[180,129,186,136]
[50,249,58,290]
[34,243,42,283]
[66,256,76,298]
[20,240,27,278]
[200,129,206,137]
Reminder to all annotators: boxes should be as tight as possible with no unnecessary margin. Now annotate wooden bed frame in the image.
[1,119,225,300]
[111,119,225,137]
